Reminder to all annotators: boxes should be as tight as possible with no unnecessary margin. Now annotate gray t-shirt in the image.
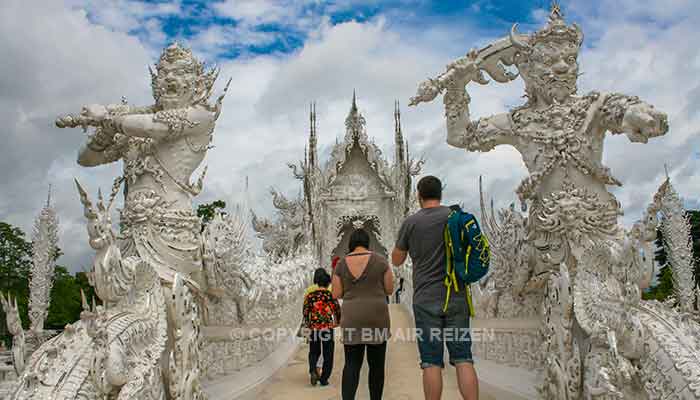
[395,206,452,305]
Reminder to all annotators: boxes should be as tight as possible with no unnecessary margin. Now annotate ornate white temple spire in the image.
[394,100,405,168]
[308,102,318,170]
[28,186,59,333]
[345,90,366,141]
[46,183,52,207]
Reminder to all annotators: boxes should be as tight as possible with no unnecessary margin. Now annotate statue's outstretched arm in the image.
[599,92,669,143]
[114,113,172,140]
[117,106,214,141]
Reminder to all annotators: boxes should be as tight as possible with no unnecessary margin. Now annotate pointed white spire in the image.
[46,183,53,207]
[394,100,405,168]
[308,101,318,169]
[345,90,366,140]
[28,187,60,333]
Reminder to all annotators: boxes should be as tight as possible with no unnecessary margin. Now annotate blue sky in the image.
[1,0,699,271]
[79,0,562,59]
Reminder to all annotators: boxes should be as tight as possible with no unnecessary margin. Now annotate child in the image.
[303,268,341,386]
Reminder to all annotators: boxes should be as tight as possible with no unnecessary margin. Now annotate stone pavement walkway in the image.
[253,304,497,400]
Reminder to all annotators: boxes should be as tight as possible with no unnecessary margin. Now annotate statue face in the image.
[154,60,197,110]
[521,41,580,104]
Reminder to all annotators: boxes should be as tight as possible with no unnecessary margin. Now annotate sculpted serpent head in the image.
[510,4,583,105]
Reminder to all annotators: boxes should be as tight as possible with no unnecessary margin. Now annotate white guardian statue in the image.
[9,43,242,400]
[9,42,319,400]
[411,4,699,399]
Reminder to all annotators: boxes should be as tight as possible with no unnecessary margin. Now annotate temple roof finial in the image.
[46,184,53,208]
[351,90,357,112]
[547,0,566,26]
[308,101,318,169]
[394,100,405,167]
[394,100,402,132]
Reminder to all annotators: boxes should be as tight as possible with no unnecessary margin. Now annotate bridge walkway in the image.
[253,304,498,400]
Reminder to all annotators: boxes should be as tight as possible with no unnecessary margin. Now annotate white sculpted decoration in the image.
[251,189,308,260]
[10,182,169,399]
[476,177,538,319]
[412,4,699,399]
[0,294,25,380]
[28,190,59,336]
[0,190,60,397]
[655,178,698,313]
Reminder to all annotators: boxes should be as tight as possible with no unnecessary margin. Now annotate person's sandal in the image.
[319,381,329,387]
[310,370,319,386]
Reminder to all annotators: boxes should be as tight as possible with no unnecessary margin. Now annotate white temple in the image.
[286,94,422,267]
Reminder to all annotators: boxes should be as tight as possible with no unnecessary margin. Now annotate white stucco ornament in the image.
[412,3,698,399]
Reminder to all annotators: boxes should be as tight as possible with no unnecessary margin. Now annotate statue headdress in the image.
[149,42,219,106]
[509,3,583,54]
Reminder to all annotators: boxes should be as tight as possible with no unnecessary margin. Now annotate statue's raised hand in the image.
[622,103,669,143]
[409,79,441,106]
[410,49,486,106]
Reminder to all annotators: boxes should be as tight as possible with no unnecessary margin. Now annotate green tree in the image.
[196,200,227,229]
[643,230,673,301]
[0,222,32,346]
[45,266,83,330]
[75,271,98,306]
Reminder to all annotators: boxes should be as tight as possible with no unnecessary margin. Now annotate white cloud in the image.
[213,0,291,25]
[0,0,155,271]
[0,0,698,275]
[63,0,181,48]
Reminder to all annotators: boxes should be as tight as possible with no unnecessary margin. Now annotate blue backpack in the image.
[443,205,490,315]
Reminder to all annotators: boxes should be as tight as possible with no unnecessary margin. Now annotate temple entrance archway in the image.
[331,215,387,259]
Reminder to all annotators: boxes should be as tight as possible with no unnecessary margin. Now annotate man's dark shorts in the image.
[413,300,473,369]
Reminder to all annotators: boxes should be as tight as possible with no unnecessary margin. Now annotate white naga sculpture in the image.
[412,4,699,399]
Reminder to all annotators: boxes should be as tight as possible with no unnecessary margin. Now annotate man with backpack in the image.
[392,175,489,400]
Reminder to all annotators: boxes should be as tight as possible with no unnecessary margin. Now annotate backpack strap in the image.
[443,211,460,312]
[462,215,476,316]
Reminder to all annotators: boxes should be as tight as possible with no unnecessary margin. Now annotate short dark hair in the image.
[313,267,331,287]
[348,229,370,252]
[417,175,442,200]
